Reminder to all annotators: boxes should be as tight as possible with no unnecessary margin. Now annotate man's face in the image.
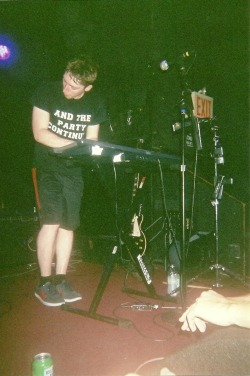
[62,71,90,99]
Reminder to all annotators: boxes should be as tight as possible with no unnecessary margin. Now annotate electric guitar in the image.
[122,173,147,257]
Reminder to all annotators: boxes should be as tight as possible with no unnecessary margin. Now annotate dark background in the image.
[0,0,249,228]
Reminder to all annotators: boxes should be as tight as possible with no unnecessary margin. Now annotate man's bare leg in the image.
[55,228,74,275]
[37,224,59,276]
[54,228,82,302]
[35,224,66,306]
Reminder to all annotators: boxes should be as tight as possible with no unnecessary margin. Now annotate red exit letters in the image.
[191,92,213,118]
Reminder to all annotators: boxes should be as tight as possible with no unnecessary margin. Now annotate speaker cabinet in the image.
[0,211,39,267]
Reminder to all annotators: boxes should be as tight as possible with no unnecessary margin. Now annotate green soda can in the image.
[32,353,53,376]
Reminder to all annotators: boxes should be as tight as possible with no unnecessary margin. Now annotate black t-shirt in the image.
[32,81,107,173]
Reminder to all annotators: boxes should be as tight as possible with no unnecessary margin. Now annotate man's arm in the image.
[179,290,250,332]
[32,106,74,148]
[86,124,100,141]
[228,299,250,328]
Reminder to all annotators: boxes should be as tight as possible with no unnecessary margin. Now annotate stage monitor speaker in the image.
[0,212,39,268]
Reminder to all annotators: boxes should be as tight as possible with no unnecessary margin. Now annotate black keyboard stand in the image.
[57,149,179,326]
[62,242,133,328]
[61,237,176,327]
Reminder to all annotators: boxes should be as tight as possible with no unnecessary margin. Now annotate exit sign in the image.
[191,92,213,118]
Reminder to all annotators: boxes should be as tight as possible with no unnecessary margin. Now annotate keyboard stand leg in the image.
[61,244,133,328]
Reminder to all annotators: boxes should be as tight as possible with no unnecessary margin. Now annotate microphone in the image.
[160,50,195,71]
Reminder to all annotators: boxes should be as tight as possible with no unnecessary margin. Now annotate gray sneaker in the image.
[35,282,65,307]
[56,279,82,302]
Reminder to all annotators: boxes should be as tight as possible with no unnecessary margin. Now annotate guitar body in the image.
[121,173,146,252]
[121,173,152,285]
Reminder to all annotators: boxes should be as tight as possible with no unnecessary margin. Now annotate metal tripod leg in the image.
[187,263,250,289]
[187,197,248,288]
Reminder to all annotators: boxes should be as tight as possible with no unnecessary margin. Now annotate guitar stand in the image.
[121,241,176,304]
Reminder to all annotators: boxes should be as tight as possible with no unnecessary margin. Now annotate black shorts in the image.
[36,169,84,230]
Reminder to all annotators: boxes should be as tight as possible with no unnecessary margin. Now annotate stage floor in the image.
[0,251,249,376]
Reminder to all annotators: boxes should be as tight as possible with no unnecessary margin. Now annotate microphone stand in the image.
[177,76,193,309]
[187,124,249,289]
[207,125,246,288]
[174,71,202,308]
[211,125,224,287]
[179,103,187,308]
